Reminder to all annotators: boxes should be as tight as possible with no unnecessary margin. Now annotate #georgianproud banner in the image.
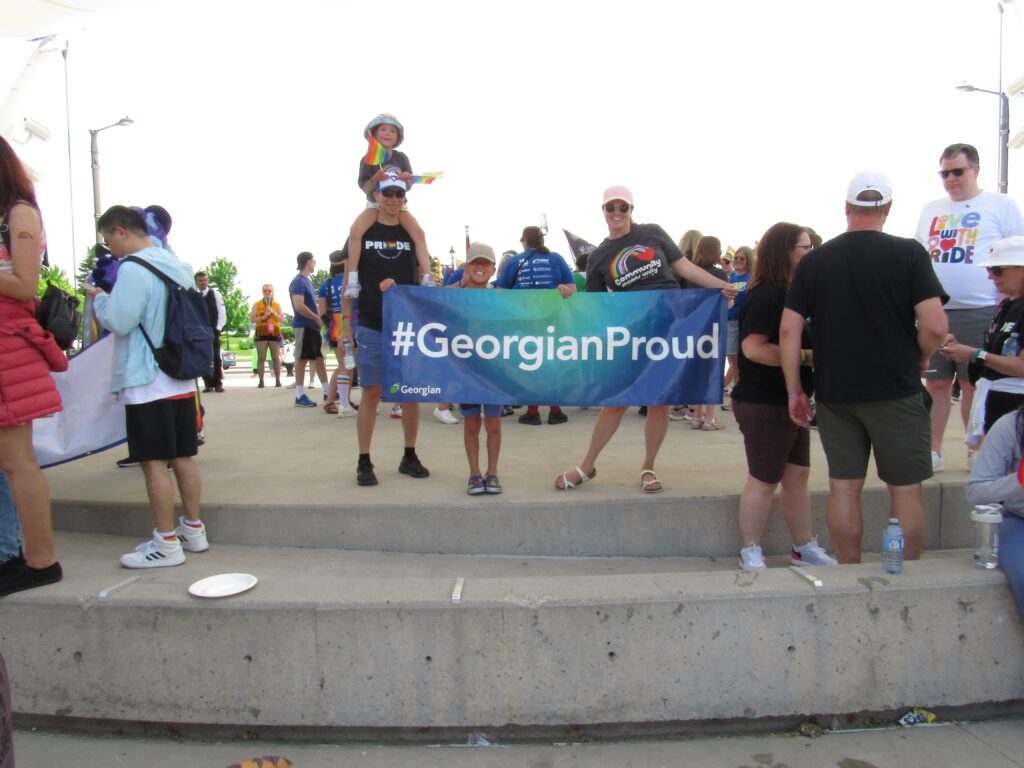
[382,286,726,407]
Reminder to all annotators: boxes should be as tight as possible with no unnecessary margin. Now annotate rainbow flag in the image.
[408,172,444,185]
[725,246,736,259]
[364,135,392,165]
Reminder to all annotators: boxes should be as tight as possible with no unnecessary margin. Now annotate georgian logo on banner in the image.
[382,287,726,407]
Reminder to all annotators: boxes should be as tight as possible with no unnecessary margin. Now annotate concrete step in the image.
[2,532,1021,736]
[52,482,973,557]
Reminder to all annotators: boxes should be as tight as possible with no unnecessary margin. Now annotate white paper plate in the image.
[188,572,258,599]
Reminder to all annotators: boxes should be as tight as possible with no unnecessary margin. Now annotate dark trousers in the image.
[203,330,223,388]
[1,650,13,768]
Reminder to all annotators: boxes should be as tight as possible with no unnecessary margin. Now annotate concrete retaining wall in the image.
[53,482,963,558]
[3,558,1021,731]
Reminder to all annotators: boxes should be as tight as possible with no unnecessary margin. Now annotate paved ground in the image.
[41,363,972,508]
[18,365,994,766]
[12,717,1024,767]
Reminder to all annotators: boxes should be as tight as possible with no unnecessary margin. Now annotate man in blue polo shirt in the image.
[495,226,576,425]
[289,252,328,407]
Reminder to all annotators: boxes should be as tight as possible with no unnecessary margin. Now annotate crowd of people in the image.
[1,118,1024,626]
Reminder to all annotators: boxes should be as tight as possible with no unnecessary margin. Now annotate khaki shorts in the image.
[815,393,931,486]
[923,306,993,382]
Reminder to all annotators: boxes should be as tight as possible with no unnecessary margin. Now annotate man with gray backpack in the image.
[88,205,210,569]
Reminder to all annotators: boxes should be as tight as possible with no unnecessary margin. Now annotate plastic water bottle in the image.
[882,517,904,575]
[1003,333,1020,358]
[971,504,1002,569]
[342,338,356,370]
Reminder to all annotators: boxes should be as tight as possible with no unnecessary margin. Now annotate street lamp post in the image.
[957,84,1010,194]
[90,116,133,242]
[449,246,455,270]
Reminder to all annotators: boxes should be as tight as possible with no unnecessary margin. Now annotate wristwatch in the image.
[977,349,988,362]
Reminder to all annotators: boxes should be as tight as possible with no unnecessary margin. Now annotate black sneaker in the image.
[547,411,568,425]
[638,406,648,416]
[500,406,515,417]
[0,560,63,597]
[518,412,542,426]
[116,457,139,469]
[357,462,378,486]
[398,454,430,478]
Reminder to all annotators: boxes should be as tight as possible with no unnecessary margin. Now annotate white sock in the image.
[338,376,351,408]
[296,384,305,397]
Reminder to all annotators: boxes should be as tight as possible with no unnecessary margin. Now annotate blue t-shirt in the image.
[494,249,574,289]
[289,273,319,330]
[444,266,464,286]
[728,270,751,320]
[318,275,344,313]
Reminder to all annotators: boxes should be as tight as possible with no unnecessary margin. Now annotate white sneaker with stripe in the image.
[120,531,186,569]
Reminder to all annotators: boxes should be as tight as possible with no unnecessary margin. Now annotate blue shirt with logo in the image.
[495,249,573,289]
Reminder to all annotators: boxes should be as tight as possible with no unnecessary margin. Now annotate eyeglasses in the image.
[939,166,975,179]
[794,244,814,251]
[987,266,1007,276]
[604,203,631,213]
[733,256,747,262]
[381,188,406,198]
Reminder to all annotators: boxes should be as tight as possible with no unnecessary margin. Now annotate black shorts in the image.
[125,396,198,462]
[295,326,323,360]
[733,400,810,484]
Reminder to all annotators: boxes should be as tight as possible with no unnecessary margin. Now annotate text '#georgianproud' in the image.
[389,322,721,372]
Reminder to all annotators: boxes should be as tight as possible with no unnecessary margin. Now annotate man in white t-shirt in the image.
[915,143,1024,471]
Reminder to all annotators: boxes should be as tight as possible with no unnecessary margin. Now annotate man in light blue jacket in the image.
[89,206,209,569]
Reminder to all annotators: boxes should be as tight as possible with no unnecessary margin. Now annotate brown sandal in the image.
[323,402,338,414]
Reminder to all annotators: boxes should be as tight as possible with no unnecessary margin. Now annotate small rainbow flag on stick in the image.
[408,172,444,185]
[364,135,392,165]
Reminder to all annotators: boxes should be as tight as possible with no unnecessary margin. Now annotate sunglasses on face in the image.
[604,203,631,213]
[381,188,406,198]
[263,289,273,293]
[987,266,1009,276]
[939,166,974,179]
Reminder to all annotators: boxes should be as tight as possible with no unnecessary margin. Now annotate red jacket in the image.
[0,295,67,427]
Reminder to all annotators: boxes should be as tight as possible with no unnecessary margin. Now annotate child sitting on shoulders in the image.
[452,243,503,495]
[344,113,432,297]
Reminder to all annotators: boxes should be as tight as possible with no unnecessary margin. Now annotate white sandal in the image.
[640,469,664,494]
[556,466,595,490]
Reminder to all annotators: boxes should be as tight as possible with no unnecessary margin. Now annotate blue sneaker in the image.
[294,394,316,407]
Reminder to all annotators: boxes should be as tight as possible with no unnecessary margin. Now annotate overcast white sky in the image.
[3,0,1024,302]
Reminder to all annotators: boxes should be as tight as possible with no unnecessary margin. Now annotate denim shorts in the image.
[355,326,384,388]
[459,404,503,418]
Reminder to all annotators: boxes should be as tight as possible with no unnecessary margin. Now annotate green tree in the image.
[310,269,329,293]
[37,263,77,299]
[76,246,98,288]
[199,256,251,344]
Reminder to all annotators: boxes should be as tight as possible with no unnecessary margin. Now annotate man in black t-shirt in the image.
[781,171,948,564]
[342,178,428,487]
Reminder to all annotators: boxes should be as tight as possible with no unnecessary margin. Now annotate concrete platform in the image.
[2,366,1019,738]
[1,533,1022,734]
